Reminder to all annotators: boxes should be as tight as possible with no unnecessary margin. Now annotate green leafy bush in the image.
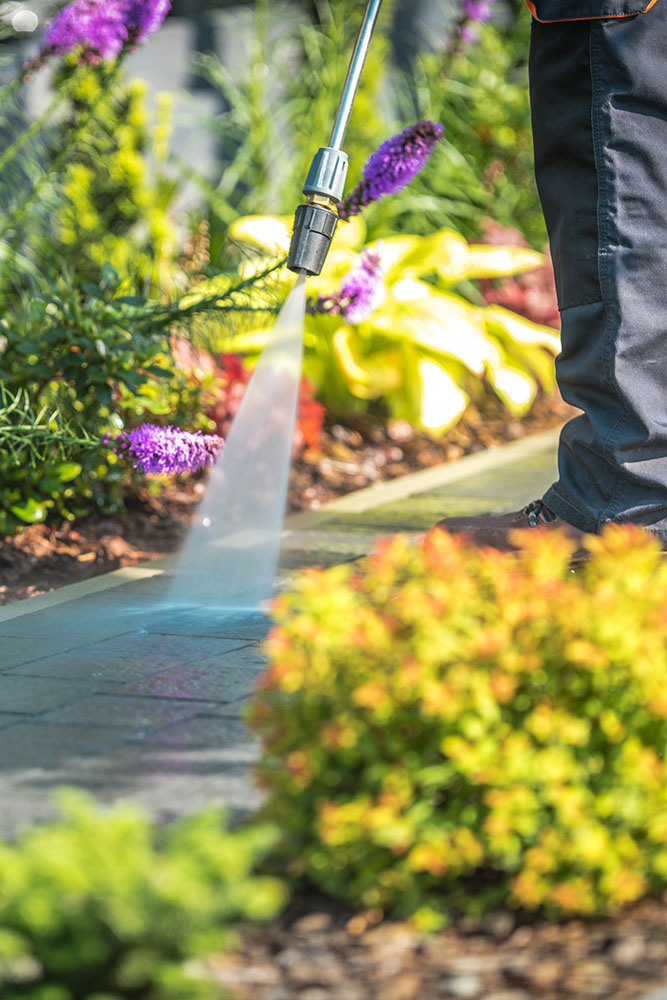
[0,792,287,1000]
[250,525,667,927]
[0,266,195,532]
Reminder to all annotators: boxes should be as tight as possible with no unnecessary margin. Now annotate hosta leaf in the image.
[487,362,537,416]
[377,282,501,375]
[332,325,402,399]
[228,215,292,254]
[365,235,423,279]
[484,305,560,352]
[403,229,470,283]
[329,216,366,251]
[462,245,545,280]
[416,358,468,433]
[490,335,557,393]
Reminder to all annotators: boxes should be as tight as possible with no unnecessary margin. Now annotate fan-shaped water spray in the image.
[166,274,306,611]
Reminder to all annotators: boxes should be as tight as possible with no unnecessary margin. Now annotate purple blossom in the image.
[123,0,172,44]
[41,0,171,62]
[112,424,223,476]
[43,0,127,60]
[339,120,444,221]
[309,248,385,324]
[339,249,385,324]
[463,0,493,22]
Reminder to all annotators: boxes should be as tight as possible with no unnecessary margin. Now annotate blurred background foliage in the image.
[0,0,551,531]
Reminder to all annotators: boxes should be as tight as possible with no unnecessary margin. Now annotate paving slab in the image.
[0,429,561,837]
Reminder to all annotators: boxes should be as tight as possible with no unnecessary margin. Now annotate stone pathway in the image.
[1,429,559,837]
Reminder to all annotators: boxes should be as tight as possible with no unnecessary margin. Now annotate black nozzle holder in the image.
[287,202,339,276]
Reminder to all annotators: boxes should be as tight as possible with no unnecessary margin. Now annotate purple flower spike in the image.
[339,249,385,324]
[114,424,223,476]
[41,0,171,62]
[43,0,128,60]
[339,120,444,221]
[463,0,493,22]
[123,0,172,44]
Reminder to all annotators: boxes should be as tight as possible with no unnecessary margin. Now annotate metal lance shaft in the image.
[287,0,384,276]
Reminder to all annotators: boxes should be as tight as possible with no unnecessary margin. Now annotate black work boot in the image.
[431,500,591,562]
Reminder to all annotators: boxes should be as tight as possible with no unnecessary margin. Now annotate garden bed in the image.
[213,892,667,1000]
[0,391,575,607]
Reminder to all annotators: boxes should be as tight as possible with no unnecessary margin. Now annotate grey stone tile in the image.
[0,712,27,729]
[147,609,272,642]
[6,634,250,680]
[0,722,136,774]
[100,661,263,704]
[426,451,557,505]
[278,550,365,570]
[140,714,254,750]
[0,628,91,658]
[0,675,99,714]
[1,637,59,670]
[191,644,268,673]
[39,693,219,729]
[318,496,494,533]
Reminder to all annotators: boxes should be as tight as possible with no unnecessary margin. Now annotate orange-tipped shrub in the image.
[249,525,667,927]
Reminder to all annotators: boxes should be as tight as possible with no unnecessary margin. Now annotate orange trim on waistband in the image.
[526,0,658,20]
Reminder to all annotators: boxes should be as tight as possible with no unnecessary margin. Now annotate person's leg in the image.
[535,3,667,543]
[434,3,667,549]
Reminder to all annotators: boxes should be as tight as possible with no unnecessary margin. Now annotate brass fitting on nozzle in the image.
[287,146,349,277]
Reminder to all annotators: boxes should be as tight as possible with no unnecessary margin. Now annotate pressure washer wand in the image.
[287,0,384,277]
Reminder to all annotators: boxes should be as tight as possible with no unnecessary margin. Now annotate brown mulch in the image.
[208,893,667,1000]
[0,391,575,607]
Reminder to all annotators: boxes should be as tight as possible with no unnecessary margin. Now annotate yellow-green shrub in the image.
[250,526,667,927]
[0,793,287,999]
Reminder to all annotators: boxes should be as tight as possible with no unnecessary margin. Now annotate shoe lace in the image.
[523,499,556,528]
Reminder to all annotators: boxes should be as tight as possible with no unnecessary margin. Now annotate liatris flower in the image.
[41,0,171,63]
[112,424,223,475]
[463,0,493,22]
[309,248,385,324]
[339,249,385,324]
[43,0,128,60]
[123,0,172,44]
[339,120,444,221]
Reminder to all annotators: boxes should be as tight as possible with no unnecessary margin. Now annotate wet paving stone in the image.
[146,609,273,642]
[5,633,252,681]
[0,721,138,774]
[100,661,262,704]
[0,675,99,715]
[39,693,220,729]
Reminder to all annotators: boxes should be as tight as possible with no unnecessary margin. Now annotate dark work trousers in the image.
[529,0,667,540]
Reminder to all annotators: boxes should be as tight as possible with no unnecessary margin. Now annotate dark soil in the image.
[0,391,575,607]
[210,892,667,1000]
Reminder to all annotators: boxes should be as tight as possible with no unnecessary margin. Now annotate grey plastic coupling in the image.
[302,147,349,203]
[287,202,339,276]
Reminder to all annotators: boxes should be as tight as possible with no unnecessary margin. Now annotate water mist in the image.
[166,275,306,611]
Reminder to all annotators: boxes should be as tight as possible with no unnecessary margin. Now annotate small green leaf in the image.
[54,462,82,482]
[10,497,48,523]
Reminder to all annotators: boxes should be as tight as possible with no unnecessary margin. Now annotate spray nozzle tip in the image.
[287,202,339,277]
